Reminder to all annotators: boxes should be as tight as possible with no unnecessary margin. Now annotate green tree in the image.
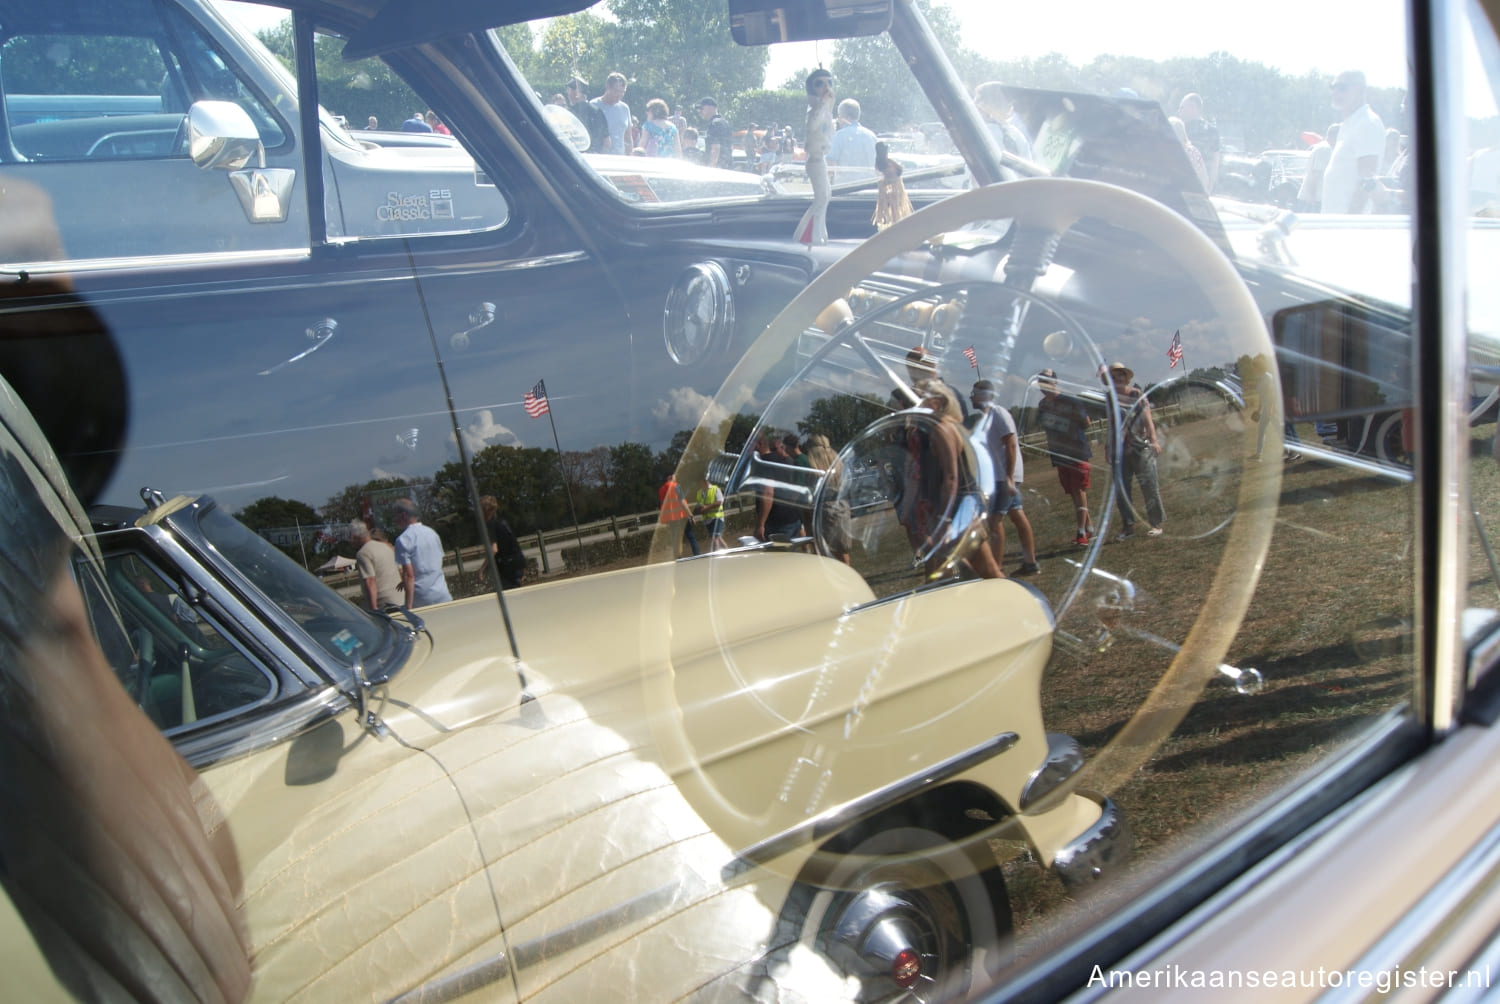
[653,428,695,484]
[797,393,888,450]
[535,13,613,96]
[321,477,413,528]
[829,0,961,132]
[1,34,167,94]
[721,412,762,454]
[236,496,320,529]
[494,24,544,87]
[608,442,659,515]
[257,24,426,131]
[235,496,323,566]
[599,0,768,120]
[436,444,569,539]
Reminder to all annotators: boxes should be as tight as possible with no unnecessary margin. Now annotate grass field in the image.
[987,410,1465,957]
[494,410,1500,964]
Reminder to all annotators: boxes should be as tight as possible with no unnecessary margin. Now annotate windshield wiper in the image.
[370,603,429,646]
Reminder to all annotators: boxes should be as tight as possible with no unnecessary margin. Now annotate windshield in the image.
[502,0,1430,288]
[192,503,390,672]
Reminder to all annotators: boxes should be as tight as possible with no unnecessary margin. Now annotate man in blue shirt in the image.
[392,498,453,607]
[400,111,433,133]
[591,72,631,154]
[828,98,877,169]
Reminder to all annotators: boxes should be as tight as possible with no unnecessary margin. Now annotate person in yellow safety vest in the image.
[658,473,700,556]
[694,476,727,551]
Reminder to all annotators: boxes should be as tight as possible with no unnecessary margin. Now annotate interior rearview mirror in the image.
[729,0,893,45]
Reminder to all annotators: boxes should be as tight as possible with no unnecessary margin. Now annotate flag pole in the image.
[538,380,589,568]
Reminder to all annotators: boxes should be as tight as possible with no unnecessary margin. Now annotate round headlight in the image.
[663,261,734,366]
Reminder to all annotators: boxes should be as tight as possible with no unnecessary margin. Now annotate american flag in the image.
[1166,330,1184,369]
[522,379,550,418]
[962,345,978,369]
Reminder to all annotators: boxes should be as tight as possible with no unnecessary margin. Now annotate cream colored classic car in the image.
[10,0,1500,999]
[1,355,1121,1001]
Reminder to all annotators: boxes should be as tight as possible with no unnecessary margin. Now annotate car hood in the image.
[360,551,1054,996]
[584,153,775,203]
[206,552,1053,1000]
[385,553,1054,830]
[1219,208,1500,347]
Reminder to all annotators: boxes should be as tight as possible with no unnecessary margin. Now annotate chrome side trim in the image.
[173,687,348,770]
[1,248,314,278]
[1326,808,1500,1004]
[1019,733,1084,813]
[385,954,509,1004]
[722,731,1020,879]
[1052,792,1131,889]
[1420,0,1473,733]
[1,249,589,285]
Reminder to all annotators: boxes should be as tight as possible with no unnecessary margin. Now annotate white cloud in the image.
[652,386,729,431]
[460,409,521,453]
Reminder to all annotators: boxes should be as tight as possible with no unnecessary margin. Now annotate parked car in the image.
[4,0,1500,1000]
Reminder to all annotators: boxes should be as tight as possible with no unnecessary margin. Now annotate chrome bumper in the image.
[1051,791,1131,889]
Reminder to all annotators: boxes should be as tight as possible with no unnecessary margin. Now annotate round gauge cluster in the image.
[663,261,734,366]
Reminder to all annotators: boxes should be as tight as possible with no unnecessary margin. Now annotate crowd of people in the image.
[365,70,1418,602]
[646,344,1184,587]
[550,69,901,175]
[1162,70,1415,214]
[353,62,1453,218]
[346,494,526,611]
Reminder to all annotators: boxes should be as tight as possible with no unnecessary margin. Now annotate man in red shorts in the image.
[1035,369,1095,545]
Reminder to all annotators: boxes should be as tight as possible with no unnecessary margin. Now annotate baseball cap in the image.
[696,96,717,109]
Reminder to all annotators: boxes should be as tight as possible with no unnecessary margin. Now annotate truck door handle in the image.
[259,318,338,376]
[449,302,497,350]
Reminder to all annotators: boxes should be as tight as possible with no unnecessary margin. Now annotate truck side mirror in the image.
[186,100,263,171]
[186,100,296,224]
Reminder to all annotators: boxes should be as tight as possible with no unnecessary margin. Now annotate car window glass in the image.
[3,34,185,159]
[495,14,785,205]
[2,0,1466,997]
[1464,0,1500,654]
[309,29,512,240]
[219,5,513,240]
[459,0,1424,982]
[0,0,307,262]
[196,504,386,666]
[2,14,286,159]
[83,549,276,731]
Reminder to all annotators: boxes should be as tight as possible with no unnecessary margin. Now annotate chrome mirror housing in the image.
[186,100,263,171]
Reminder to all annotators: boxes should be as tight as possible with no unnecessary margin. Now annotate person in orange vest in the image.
[659,472,700,556]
